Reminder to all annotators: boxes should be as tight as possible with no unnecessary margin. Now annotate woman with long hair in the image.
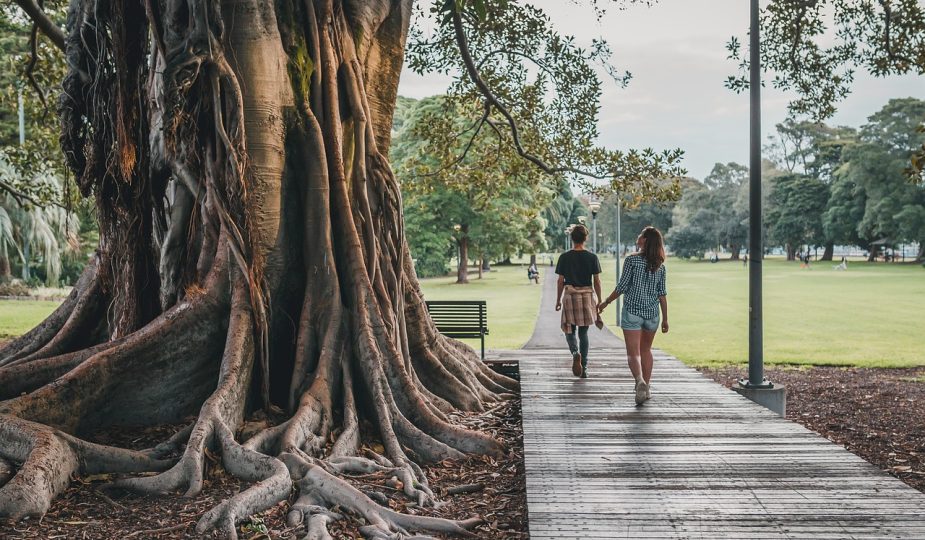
[598,226,669,405]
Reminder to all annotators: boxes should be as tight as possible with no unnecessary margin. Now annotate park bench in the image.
[425,300,489,359]
[425,300,518,378]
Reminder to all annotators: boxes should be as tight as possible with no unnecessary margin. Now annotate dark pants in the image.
[565,325,590,369]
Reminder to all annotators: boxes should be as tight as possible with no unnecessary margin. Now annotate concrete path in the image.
[508,271,925,539]
[523,265,623,350]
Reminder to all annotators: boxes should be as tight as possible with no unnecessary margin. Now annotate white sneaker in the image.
[645,384,651,401]
[635,380,648,405]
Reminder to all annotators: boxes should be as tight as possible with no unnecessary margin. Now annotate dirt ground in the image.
[1,399,527,539]
[701,365,925,494]
[6,363,925,538]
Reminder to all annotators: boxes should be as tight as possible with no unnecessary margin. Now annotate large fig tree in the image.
[1,0,680,536]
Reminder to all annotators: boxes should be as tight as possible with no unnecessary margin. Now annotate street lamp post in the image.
[589,200,601,253]
[740,0,772,390]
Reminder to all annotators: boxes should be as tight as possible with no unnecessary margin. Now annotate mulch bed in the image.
[701,365,925,493]
[2,399,527,539]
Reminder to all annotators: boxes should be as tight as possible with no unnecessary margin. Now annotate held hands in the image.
[596,300,609,313]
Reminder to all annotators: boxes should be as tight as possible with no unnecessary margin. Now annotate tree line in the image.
[595,98,925,263]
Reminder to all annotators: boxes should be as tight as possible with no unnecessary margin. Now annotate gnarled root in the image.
[282,453,481,540]
[0,414,170,520]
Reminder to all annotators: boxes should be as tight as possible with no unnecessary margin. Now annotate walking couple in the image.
[555,224,669,405]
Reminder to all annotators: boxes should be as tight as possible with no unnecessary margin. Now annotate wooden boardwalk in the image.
[508,273,925,539]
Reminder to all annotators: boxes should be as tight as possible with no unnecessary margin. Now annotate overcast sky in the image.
[396,0,923,181]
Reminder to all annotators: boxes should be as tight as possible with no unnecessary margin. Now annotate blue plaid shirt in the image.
[616,254,667,320]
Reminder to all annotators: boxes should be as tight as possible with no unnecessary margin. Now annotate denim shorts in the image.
[621,308,659,332]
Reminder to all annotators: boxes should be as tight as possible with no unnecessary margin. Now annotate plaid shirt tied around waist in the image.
[560,285,600,333]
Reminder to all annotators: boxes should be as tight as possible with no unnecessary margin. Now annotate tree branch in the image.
[877,0,916,68]
[450,1,608,180]
[0,179,42,209]
[13,0,66,52]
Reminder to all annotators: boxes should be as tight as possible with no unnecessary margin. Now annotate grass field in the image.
[600,256,925,367]
[0,300,62,340]
[418,265,542,350]
[4,258,923,367]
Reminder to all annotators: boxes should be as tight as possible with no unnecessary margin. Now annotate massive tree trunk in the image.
[0,0,516,537]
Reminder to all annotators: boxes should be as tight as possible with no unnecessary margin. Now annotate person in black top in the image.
[555,225,602,378]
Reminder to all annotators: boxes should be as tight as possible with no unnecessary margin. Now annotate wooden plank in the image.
[507,347,925,539]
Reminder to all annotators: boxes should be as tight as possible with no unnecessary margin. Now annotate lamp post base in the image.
[734,380,787,417]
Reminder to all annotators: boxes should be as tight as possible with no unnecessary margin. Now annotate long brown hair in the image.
[639,226,665,272]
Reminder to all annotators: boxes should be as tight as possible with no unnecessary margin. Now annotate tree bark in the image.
[728,244,740,260]
[456,226,469,284]
[0,0,514,536]
[820,241,834,261]
[0,256,10,284]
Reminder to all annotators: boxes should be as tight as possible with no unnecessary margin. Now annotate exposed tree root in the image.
[0,260,102,367]
[282,452,481,539]
[0,415,171,520]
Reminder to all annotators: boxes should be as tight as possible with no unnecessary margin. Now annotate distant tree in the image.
[766,174,829,260]
[728,0,925,177]
[0,3,68,190]
[766,119,858,259]
[667,181,714,259]
[391,96,557,283]
[665,164,748,260]
[836,98,925,260]
[0,150,79,284]
[595,196,674,254]
[542,179,588,251]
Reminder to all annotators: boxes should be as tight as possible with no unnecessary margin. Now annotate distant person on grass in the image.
[527,262,540,284]
[598,226,669,406]
[555,225,602,379]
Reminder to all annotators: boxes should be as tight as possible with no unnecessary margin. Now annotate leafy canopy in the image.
[407,0,684,200]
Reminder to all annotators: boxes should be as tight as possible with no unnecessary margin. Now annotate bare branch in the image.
[13,0,65,52]
[450,1,608,180]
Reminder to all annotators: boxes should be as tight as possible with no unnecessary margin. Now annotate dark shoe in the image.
[571,352,582,376]
[580,368,589,378]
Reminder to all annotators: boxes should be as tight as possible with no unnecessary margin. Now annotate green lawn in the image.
[0,300,61,340]
[4,258,924,368]
[598,256,925,368]
[418,264,542,350]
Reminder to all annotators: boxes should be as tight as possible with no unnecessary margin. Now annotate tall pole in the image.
[18,88,26,146]
[592,213,598,253]
[615,197,622,325]
[744,0,768,388]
